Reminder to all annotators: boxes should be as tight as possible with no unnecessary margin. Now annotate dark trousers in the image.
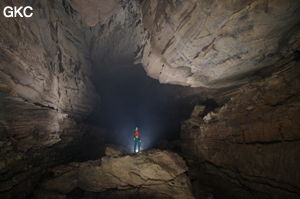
[134,141,141,152]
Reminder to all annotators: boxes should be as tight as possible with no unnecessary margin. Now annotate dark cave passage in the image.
[0,0,300,199]
[86,64,199,151]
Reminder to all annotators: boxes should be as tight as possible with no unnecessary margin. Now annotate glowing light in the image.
[127,127,152,153]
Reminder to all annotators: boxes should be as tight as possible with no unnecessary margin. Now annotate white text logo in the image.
[3,6,33,18]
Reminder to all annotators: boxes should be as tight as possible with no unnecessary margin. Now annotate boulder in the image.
[36,150,195,199]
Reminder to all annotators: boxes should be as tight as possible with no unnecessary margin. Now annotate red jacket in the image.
[134,131,140,138]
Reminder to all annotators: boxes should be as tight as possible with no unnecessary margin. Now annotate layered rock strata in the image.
[137,0,300,88]
[181,60,300,198]
[0,1,100,198]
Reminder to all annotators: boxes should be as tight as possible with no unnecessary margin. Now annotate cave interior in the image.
[0,0,300,199]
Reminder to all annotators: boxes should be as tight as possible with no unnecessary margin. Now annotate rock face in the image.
[181,60,300,198]
[138,0,300,88]
[105,144,129,156]
[0,1,101,198]
[34,150,195,199]
[66,0,300,89]
[0,1,98,117]
[68,0,121,26]
[87,0,146,71]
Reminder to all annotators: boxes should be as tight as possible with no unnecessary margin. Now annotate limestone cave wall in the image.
[0,1,101,198]
[0,0,299,199]
[137,0,300,88]
[181,60,300,198]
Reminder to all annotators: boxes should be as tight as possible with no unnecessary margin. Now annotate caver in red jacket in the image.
[133,127,141,152]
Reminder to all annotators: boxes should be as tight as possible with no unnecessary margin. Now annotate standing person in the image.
[133,127,141,152]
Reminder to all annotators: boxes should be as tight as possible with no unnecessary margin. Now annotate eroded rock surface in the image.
[87,0,146,70]
[181,60,300,198]
[0,1,101,198]
[105,144,129,156]
[35,150,195,199]
[68,0,121,26]
[138,0,300,87]
[66,0,300,89]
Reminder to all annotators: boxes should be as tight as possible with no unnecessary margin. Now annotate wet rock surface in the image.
[34,150,195,199]
[181,61,300,198]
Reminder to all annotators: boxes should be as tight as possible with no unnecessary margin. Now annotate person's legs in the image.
[134,141,137,152]
[138,141,141,152]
